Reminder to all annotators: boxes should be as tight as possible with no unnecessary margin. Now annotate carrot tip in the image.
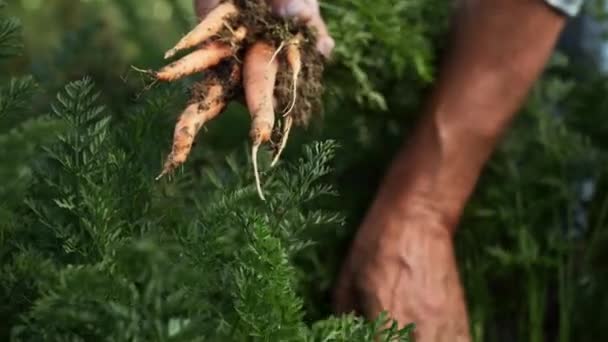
[132,66,159,83]
[166,3,239,59]
[131,65,154,75]
[252,143,266,201]
[271,115,293,168]
[156,159,175,181]
[155,169,168,181]
[233,26,248,42]
[164,49,177,60]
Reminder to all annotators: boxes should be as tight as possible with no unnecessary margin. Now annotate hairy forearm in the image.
[334,2,570,339]
[378,0,567,231]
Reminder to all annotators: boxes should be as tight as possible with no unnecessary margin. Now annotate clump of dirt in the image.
[189,59,241,111]
[216,0,325,127]
[136,0,327,199]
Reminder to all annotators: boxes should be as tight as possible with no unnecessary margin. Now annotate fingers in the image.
[193,0,221,20]
[271,0,314,19]
[308,14,335,59]
[270,0,335,58]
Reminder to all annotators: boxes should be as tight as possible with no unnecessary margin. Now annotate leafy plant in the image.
[4,1,608,341]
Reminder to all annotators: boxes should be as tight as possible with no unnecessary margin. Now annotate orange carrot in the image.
[283,34,303,116]
[156,42,232,82]
[271,35,302,167]
[165,2,239,59]
[231,26,248,43]
[156,82,226,180]
[243,41,279,200]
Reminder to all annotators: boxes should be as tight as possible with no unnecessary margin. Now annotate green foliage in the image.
[0,4,436,334]
[3,1,608,342]
[25,78,127,262]
[0,5,65,338]
[0,62,408,340]
[323,0,447,110]
[232,224,307,341]
[0,7,64,213]
[457,57,608,341]
[0,1,21,60]
[309,313,415,342]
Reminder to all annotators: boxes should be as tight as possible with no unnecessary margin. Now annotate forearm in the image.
[378,0,567,231]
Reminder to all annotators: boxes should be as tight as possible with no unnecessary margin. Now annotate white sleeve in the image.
[545,0,585,17]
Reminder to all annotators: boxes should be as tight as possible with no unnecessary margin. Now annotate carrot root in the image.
[226,25,248,43]
[251,143,266,201]
[268,35,302,167]
[270,114,293,168]
[283,75,298,117]
[243,41,280,200]
[156,103,200,180]
[283,35,302,117]
[156,82,226,180]
[164,2,238,59]
[156,42,233,82]
[267,41,285,68]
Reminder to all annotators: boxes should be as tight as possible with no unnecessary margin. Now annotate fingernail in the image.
[317,36,335,59]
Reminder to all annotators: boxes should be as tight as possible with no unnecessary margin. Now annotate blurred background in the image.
[3,0,608,341]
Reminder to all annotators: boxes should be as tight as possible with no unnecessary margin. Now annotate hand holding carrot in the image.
[193,0,334,58]
[135,1,326,200]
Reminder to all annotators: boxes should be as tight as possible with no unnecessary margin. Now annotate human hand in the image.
[193,0,334,58]
[333,199,471,341]
[142,1,326,197]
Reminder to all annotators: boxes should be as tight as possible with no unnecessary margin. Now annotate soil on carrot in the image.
[145,0,326,198]
[189,59,241,111]
[205,0,324,129]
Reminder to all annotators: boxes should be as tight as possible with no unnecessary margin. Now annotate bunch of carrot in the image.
[138,0,322,200]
